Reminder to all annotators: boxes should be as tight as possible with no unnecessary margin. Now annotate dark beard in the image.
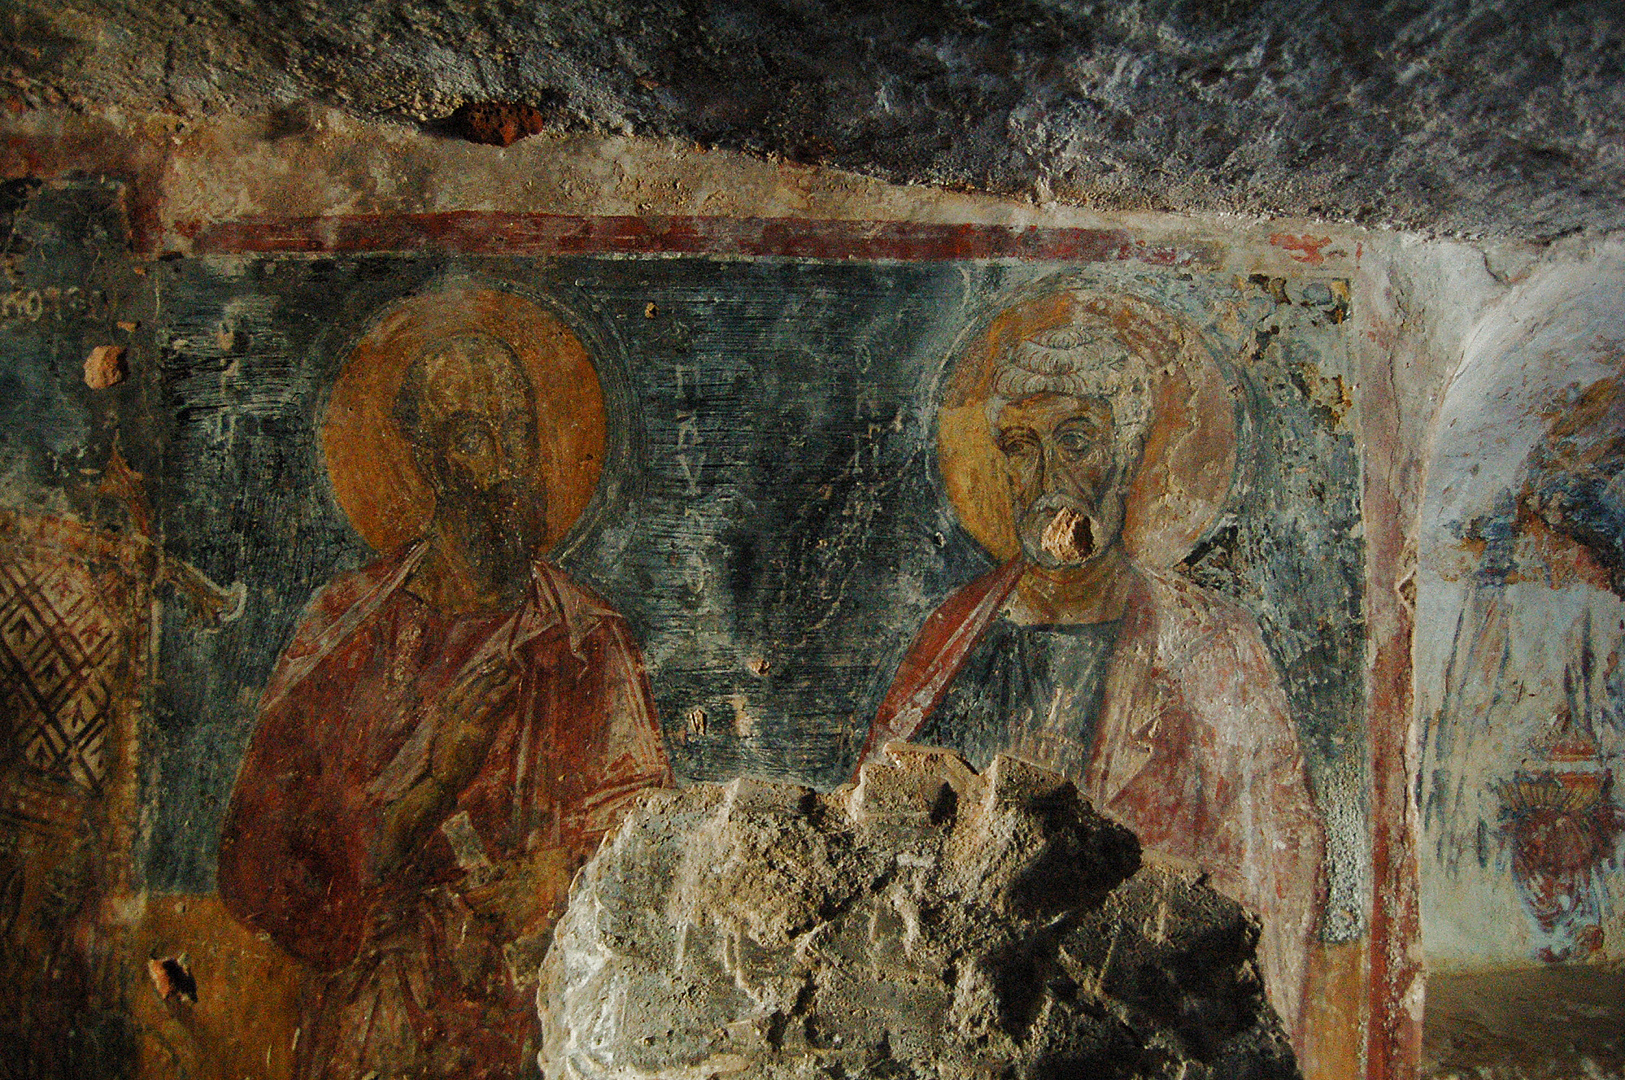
[454,479,549,590]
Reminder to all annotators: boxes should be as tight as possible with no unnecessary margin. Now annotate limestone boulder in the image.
[538,744,1299,1080]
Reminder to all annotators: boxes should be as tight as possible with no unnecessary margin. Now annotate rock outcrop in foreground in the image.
[539,743,1300,1080]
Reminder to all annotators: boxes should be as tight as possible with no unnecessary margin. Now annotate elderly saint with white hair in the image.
[857,310,1325,1046]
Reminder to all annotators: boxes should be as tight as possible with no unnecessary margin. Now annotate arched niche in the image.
[1415,243,1625,1068]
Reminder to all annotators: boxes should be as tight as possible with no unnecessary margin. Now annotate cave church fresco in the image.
[0,186,1367,1078]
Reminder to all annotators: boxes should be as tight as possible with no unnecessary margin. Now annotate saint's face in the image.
[418,343,535,490]
[415,341,549,575]
[994,392,1126,569]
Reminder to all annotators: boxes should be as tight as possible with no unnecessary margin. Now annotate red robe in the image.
[861,559,1325,1042]
[218,544,671,1079]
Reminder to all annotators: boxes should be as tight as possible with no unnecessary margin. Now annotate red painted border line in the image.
[183,212,1217,266]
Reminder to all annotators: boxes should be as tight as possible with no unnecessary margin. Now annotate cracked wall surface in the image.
[2,1,1623,241]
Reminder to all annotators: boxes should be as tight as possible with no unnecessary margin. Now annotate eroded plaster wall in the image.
[0,106,1616,1080]
[7,0,1625,241]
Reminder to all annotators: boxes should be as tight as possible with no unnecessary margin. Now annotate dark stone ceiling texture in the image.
[3,0,1622,240]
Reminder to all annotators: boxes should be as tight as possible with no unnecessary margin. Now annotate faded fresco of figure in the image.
[218,291,671,1080]
[857,288,1324,1039]
[1424,375,1625,966]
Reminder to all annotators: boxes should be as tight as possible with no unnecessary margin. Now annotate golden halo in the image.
[322,287,608,556]
[937,287,1238,569]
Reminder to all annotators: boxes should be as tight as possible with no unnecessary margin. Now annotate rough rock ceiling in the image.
[4,0,1622,240]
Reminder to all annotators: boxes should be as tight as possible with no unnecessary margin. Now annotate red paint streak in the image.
[186,212,1218,265]
[1365,627,1422,1080]
[1356,310,1424,1080]
[1269,232,1337,265]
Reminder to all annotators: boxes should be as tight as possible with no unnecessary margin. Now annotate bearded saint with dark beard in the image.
[218,334,671,1080]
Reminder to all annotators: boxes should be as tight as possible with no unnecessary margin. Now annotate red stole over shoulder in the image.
[858,558,1026,767]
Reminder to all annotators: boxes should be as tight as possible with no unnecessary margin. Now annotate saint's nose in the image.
[493,441,517,483]
[1037,438,1067,494]
[470,424,517,487]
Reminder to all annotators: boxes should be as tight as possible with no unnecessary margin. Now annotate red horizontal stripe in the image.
[183,212,1216,266]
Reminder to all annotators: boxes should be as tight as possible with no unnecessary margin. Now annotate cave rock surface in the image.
[538,743,1299,1080]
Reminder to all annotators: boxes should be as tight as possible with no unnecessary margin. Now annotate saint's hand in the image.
[460,846,576,940]
[370,655,519,881]
[430,654,520,793]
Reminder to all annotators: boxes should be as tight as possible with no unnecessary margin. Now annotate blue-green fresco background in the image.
[0,182,1369,937]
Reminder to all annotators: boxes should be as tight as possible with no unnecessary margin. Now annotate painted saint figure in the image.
[857,294,1324,1040]
[218,328,671,1079]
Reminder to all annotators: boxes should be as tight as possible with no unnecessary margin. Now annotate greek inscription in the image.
[0,286,107,324]
[674,362,706,496]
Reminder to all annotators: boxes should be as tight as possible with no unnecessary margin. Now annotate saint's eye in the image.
[996,428,1040,457]
[1057,431,1095,455]
[1055,420,1108,457]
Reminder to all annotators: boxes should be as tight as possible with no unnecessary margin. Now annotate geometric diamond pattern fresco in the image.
[0,527,134,796]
